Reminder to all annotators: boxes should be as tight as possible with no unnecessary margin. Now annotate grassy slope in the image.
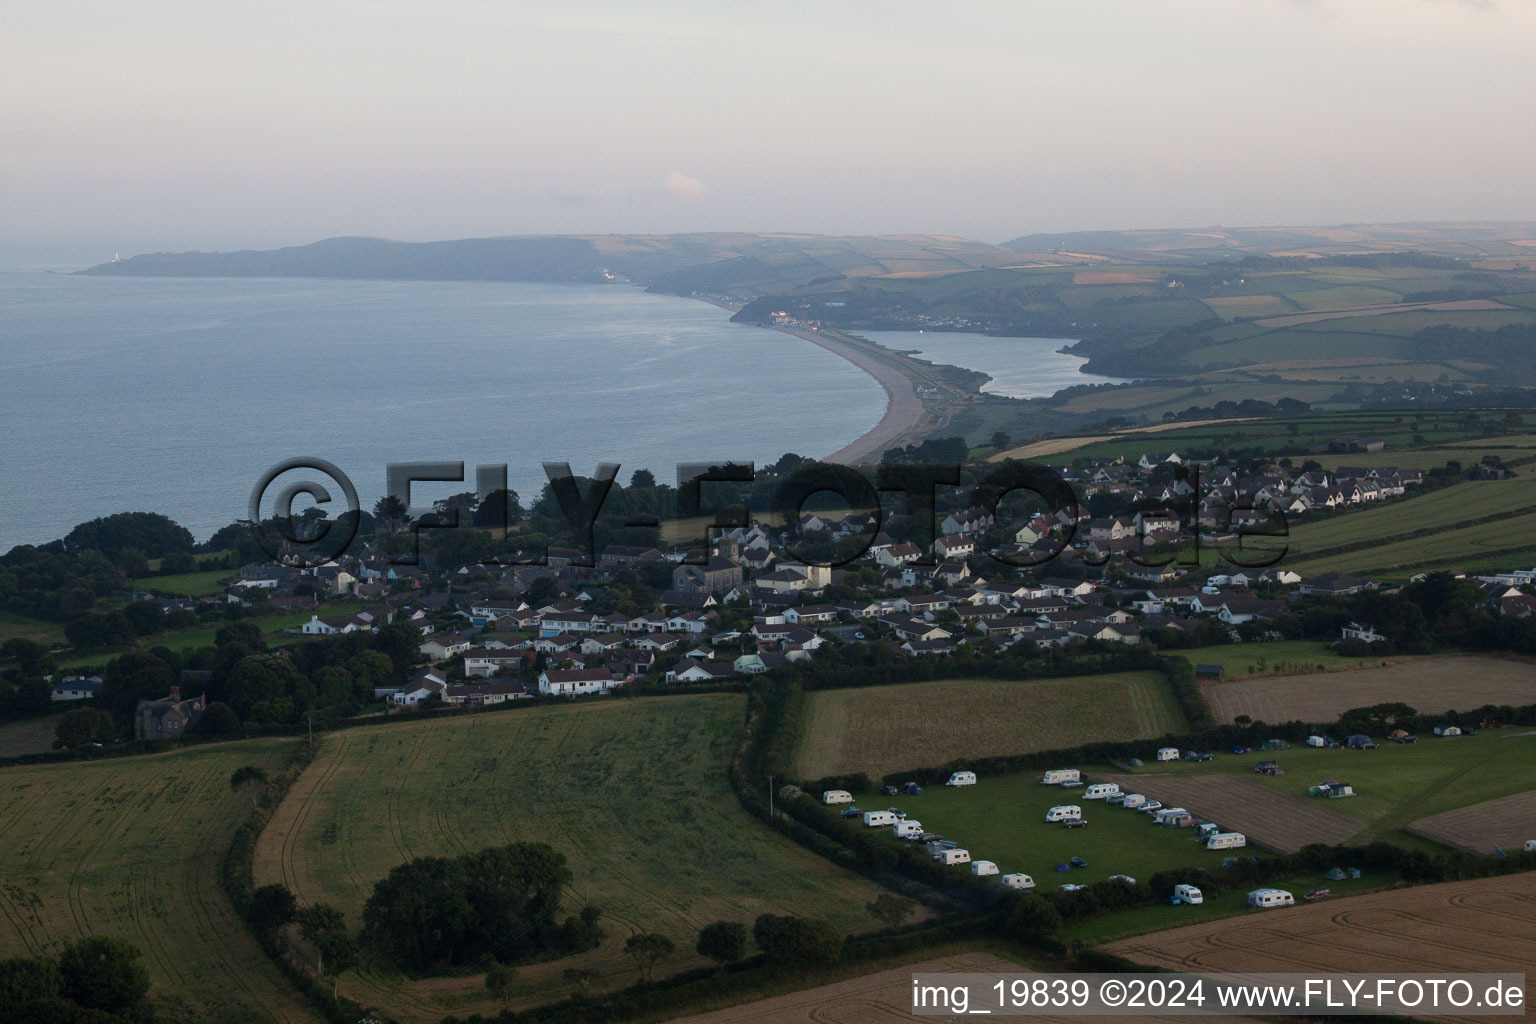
[0,740,312,1024]
[254,696,894,1021]
[132,569,237,596]
[791,673,1185,781]
[1171,640,1373,676]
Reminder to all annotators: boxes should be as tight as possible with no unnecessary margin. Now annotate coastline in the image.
[694,295,939,465]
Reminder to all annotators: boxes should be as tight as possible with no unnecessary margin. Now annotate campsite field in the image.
[1105,729,1536,850]
[0,739,311,1024]
[1104,873,1536,1011]
[791,673,1185,781]
[1405,789,1536,855]
[254,696,894,1021]
[827,771,1245,890]
[1201,655,1536,725]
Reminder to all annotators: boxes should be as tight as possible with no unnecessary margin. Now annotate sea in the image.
[0,275,893,550]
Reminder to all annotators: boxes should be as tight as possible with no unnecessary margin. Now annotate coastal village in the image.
[77,447,1536,723]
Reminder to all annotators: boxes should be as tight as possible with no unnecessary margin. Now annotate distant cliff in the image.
[78,235,610,282]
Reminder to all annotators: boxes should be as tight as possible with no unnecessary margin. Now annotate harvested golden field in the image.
[1092,773,1360,853]
[255,697,894,1022]
[792,673,1184,781]
[668,950,1262,1024]
[1203,656,1536,726]
[1406,789,1536,855]
[1105,874,1536,1022]
[0,740,313,1024]
[1074,271,1157,284]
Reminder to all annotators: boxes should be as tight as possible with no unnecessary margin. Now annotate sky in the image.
[3,0,1534,267]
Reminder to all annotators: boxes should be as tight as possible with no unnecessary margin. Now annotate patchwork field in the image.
[1091,773,1359,853]
[0,740,311,1024]
[1406,789,1536,855]
[791,673,1185,781]
[1104,874,1536,1019]
[254,696,894,1021]
[1202,656,1536,725]
[1107,730,1536,850]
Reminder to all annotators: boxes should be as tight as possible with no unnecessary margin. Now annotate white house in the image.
[538,667,620,696]
[1340,622,1387,644]
[50,677,103,701]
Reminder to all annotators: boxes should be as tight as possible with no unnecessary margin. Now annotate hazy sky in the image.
[3,0,1534,267]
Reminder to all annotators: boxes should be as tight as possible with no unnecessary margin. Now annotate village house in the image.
[539,667,621,695]
[134,686,205,741]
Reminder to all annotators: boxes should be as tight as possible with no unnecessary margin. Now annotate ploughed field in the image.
[1406,789,1536,855]
[791,673,1185,781]
[1104,730,1536,851]
[1104,874,1536,1021]
[1202,656,1536,727]
[1089,774,1359,853]
[0,740,313,1024]
[254,696,893,1022]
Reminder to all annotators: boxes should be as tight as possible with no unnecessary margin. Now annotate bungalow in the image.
[462,648,524,677]
[1298,571,1374,596]
[444,680,529,706]
[902,638,958,656]
[1340,622,1387,644]
[301,613,367,635]
[540,611,602,635]
[876,614,952,642]
[1216,597,1286,625]
[579,632,630,655]
[783,603,837,624]
[733,653,768,674]
[665,657,737,683]
[872,542,922,567]
[50,677,103,701]
[634,632,684,651]
[419,632,474,661]
[755,567,811,593]
[978,617,1035,638]
[539,667,620,696]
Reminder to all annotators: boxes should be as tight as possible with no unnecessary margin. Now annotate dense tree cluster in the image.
[360,843,594,973]
[0,936,150,1023]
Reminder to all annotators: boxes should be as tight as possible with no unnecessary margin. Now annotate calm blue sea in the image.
[0,275,890,549]
[856,329,1127,398]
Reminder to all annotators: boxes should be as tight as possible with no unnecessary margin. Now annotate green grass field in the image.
[1171,641,1371,677]
[828,772,1240,891]
[791,673,1186,781]
[1112,731,1536,848]
[0,739,311,1024]
[55,603,362,670]
[132,569,236,596]
[254,696,895,1021]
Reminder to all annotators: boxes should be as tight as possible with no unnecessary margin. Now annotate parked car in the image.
[1108,874,1137,884]
[1140,800,1164,813]
[887,807,906,819]
[840,806,862,819]
[1059,883,1086,891]
[1390,733,1418,744]
[1059,779,1083,789]
[1062,818,1088,829]
[1183,750,1213,762]
[1230,745,1248,754]
[1304,888,1332,901]
[1069,856,1088,868]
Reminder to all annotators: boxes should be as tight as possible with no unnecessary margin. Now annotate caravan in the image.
[936,848,971,866]
[1000,873,1035,890]
[1247,888,1295,908]
[1044,805,1082,823]
[1120,793,1148,810]
[1156,747,1180,761]
[892,820,924,839]
[1207,831,1248,850]
[1170,884,1204,905]
[862,810,898,827]
[1042,769,1080,786]
[822,789,853,805]
[970,860,999,876]
[947,770,977,787]
[1084,783,1121,801]
[1152,807,1191,826]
